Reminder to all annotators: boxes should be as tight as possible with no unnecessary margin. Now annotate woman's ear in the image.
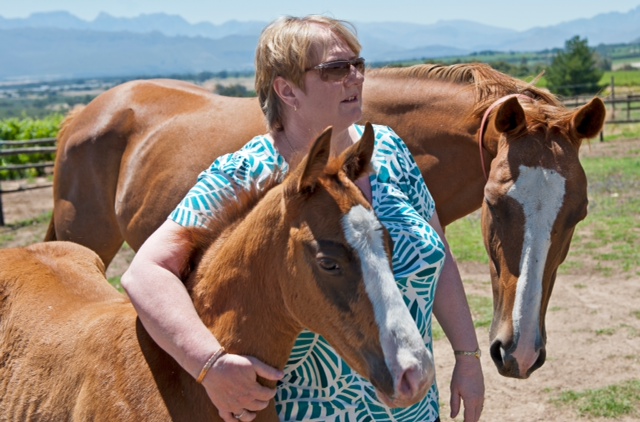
[272,76,298,109]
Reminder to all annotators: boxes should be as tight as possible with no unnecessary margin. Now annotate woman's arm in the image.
[122,219,283,422]
[430,212,485,422]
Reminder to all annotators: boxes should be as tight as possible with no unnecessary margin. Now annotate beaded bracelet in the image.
[196,347,227,384]
[453,347,481,359]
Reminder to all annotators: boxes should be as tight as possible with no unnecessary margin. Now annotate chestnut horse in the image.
[46,63,606,378]
[0,125,434,420]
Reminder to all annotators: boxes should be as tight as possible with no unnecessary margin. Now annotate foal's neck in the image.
[190,191,302,384]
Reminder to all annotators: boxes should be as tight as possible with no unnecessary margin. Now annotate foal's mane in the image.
[178,173,283,281]
[371,63,578,138]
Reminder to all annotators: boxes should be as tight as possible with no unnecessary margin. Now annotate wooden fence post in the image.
[0,184,4,226]
[610,76,615,121]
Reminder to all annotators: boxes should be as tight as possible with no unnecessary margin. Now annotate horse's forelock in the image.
[324,155,345,177]
[522,103,578,144]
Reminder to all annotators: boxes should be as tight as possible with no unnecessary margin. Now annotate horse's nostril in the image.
[490,340,505,366]
[397,363,429,398]
[490,339,548,379]
[528,348,547,376]
[398,369,413,396]
[382,362,433,409]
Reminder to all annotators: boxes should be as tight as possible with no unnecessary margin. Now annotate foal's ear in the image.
[297,126,332,192]
[494,96,526,134]
[339,121,374,181]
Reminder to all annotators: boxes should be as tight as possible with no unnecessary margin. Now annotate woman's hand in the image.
[203,353,284,422]
[449,356,484,422]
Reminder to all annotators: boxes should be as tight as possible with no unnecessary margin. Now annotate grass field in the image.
[602,70,640,87]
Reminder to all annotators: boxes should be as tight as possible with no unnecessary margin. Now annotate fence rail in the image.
[609,94,640,124]
[0,147,57,156]
[0,137,56,147]
[1,162,55,171]
[562,94,640,137]
[0,137,57,226]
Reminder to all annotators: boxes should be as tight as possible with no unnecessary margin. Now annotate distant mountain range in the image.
[0,7,638,81]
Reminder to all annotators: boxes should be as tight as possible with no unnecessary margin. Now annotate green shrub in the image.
[0,114,62,180]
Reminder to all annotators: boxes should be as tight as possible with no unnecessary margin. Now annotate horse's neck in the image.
[363,76,487,226]
[190,192,301,377]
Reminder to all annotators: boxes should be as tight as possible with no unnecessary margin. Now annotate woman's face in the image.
[294,36,364,134]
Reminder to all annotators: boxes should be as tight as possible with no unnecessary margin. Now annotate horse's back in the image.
[55,78,264,169]
[0,242,127,349]
[0,241,115,301]
[50,79,266,264]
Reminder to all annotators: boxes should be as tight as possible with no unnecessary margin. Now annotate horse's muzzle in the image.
[376,352,435,408]
[490,339,546,378]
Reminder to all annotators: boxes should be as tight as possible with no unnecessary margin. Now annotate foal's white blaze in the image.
[507,165,565,369]
[341,205,434,399]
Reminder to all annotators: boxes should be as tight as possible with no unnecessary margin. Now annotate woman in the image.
[122,15,484,422]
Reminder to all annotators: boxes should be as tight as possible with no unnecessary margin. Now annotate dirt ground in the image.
[1,139,639,421]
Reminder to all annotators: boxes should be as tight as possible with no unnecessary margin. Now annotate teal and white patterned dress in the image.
[169,124,446,422]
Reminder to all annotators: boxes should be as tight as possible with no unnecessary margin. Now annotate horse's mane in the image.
[179,172,284,281]
[370,63,579,138]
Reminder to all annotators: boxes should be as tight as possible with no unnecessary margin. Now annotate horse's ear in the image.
[494,96,526,134]
[338,121,374,181]
[296,126,332,192]
[570,97,606,141]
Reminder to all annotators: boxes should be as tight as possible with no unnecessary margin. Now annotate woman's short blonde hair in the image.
[255,15,361,131]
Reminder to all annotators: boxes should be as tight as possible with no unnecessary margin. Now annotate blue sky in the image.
[2,1,639,31]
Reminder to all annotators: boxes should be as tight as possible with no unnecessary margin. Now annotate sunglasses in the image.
[306,57,366,82]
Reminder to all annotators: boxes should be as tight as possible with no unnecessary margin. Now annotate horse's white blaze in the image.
[507,165,565,366]
[342,205,433,389]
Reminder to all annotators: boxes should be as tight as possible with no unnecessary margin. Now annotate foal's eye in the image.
[317,257,340,273]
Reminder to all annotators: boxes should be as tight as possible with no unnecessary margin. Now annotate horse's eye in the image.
[317,257,340,273]
[485,198,507,223]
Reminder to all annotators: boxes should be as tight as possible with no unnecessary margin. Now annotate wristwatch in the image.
[454,347,481,359]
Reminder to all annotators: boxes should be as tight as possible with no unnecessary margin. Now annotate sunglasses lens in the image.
[321,62,351,81]
[319,58,365,81]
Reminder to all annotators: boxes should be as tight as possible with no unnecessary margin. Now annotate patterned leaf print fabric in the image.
[169,125,445,421]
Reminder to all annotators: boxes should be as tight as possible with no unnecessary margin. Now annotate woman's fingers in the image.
[202,353,282,416]
[247,355,284,382]
[220,409,257,422]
